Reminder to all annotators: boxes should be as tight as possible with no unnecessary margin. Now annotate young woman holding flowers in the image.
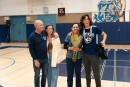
[64,23,83,87]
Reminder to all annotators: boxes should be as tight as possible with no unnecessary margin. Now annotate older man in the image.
[28,20,48,87]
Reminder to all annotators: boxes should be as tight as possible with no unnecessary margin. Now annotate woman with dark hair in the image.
[45,24,61,87]
[64,23,83,87]
[80,14,107,87]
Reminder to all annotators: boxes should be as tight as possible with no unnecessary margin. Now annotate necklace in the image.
[83,26,93,44]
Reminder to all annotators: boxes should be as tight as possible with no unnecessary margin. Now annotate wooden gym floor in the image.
[0,43,130,87]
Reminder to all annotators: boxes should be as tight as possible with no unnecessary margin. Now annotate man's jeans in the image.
[33,58,48,87]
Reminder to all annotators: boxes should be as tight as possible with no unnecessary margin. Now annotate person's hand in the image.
[54,32,59,38]
[68,47,74,50]
[78,48,82,51]
[34,60,40,68]
[68,31,72,36]
[68,46,82,52]
[73,47,82,52]
[100,41,106,47]
[118,11,124,17]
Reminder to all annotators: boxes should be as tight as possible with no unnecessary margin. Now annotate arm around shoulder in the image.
[54,32,59,38]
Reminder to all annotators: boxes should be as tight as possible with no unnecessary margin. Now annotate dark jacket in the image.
[97,43,108,60]
[28,31,48,60]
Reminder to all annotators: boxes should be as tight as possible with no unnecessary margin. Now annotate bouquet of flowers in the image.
[71,34,80,62]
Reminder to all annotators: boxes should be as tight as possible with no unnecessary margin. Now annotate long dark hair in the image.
[45,24,55,37]
[80,14,93,28]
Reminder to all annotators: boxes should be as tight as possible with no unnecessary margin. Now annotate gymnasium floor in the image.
[0,43,130,87]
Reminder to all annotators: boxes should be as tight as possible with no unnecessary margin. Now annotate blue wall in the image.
[37,14,56,31]
[0,25,9,42]
[56,23,72,43]
[1,22,130,44]
[10,16,26,41]
[57,22,130,44]
[26,24,35,42]
[94,22,130,44]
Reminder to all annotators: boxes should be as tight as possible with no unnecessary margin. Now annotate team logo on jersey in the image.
[43,36,46,40]
[84,32,94,44]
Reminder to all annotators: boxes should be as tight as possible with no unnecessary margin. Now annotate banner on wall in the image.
[92,0,129,22]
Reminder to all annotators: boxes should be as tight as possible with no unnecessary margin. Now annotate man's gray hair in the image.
[34,20,43,27]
